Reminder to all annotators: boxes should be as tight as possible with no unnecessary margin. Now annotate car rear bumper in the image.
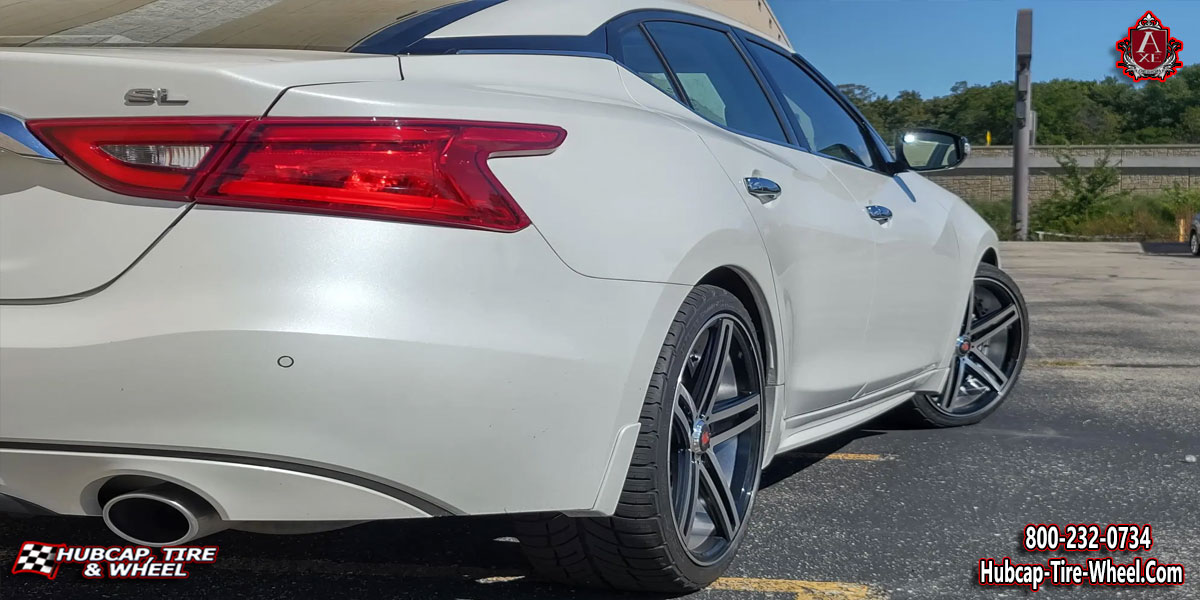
[0,206,688,520]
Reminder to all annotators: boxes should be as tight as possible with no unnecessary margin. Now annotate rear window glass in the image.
[615,26,679,101]
[644,21,786,144]
[0,0,483,50]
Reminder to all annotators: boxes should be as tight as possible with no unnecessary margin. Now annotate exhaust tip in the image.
[101,483,220,547]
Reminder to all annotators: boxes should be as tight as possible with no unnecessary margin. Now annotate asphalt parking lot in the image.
[2,242,1197,599]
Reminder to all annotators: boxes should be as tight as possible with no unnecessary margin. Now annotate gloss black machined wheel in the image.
[515,285,764,593]
[913,263,1028,427]
[668,314,763,566]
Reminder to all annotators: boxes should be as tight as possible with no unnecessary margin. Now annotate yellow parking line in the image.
[793,452,889,461]
[712,576,876,599]
[1030,359,1088,368]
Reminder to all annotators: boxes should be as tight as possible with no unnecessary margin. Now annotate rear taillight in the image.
[27,118,251,201]
[28,117,566,232]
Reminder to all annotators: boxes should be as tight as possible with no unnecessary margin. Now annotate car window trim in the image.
[608,21,687,104]
[739,33,895,176]
[642,19,794,147]
[792,51,896,173]
[360,6,841,158]
[608,12,798,149]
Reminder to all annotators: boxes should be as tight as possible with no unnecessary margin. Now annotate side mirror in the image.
[896,128,970,172]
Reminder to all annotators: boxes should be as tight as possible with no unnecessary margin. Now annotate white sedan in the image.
[0,0,1027,592]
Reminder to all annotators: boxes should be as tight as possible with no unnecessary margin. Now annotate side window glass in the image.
[643,21,786,144]
[616,26,680,101]
[747,42,876,169]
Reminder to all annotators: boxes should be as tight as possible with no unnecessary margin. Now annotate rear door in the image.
[743,40,961,395]
[0,48,398,301]
[624,19,879,416]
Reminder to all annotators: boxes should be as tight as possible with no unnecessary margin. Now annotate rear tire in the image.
[516,285,764,592]
[1190,230,1199,256]
[911,263,1028,427]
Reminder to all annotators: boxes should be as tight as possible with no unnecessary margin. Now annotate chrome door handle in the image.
[744,177,781,203]
[865,205,893,224]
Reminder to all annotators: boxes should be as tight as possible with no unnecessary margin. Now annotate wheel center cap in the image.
[690,420,712,454]
[955,335,972,355]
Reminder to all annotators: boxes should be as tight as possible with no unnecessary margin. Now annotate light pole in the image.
[1013,9,1033,241]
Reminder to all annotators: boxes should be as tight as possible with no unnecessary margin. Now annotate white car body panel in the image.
[1,209,689,517]
[0,48,400,119]
[0,0,1001,527]
[826,162,962,396]
[0,48,400,300]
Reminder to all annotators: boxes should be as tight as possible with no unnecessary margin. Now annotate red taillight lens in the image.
[27,118,251,201]
[28,117,566,232]
[197,119,565,232]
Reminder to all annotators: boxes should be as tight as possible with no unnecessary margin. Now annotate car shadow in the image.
[758,403,946,489]
[1140,241,1193,255]
[758,428,885,489]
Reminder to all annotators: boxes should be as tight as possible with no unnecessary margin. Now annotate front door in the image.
[743,39,961,396]
[629,19,879,416]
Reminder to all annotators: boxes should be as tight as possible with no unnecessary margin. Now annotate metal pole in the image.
[1013,9,1033,241]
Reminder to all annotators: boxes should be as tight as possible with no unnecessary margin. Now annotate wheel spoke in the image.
[965,349,1008,393]
[941,358,966,408]
[962,283,976,334]
[709,408,760,448]
[709,393,759,426]
[674,457,700,538]
[696,320,734,415]
[698,452,741,539]
[677,386,698,423]
[971,304,1018,344]
[673,404,692,440]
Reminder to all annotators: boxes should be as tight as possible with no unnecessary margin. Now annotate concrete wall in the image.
[924,145,1200,203]
[691,0,789,46]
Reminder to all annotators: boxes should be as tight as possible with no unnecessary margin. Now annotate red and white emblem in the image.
[1116,11,1184,81]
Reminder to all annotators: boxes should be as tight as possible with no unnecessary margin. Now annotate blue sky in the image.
[771,0,1200,98]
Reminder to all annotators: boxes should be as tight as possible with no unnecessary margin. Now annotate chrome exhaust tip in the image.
[101,483,226,547]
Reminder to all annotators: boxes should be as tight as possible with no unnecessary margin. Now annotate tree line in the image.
[838,65,1200,147]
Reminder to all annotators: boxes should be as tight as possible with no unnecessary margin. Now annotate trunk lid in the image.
[0,48,399,301]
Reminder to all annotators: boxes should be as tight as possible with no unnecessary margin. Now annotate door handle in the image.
[744,177,781,203]
[865,205,893,224]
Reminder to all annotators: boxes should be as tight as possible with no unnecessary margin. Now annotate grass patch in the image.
[964,149,1199,241]
[966,199,1014,240]
[968,191,1197,242]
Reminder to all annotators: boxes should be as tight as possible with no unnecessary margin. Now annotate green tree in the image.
[839,65,1198,146]
[1033,150,1126,232]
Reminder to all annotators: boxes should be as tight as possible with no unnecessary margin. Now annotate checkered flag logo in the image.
[11,541,64,579]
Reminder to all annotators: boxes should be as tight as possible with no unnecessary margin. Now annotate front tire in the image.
[1190,230,1199,256]
[516,285,765,592]
[911,263,1028,427]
